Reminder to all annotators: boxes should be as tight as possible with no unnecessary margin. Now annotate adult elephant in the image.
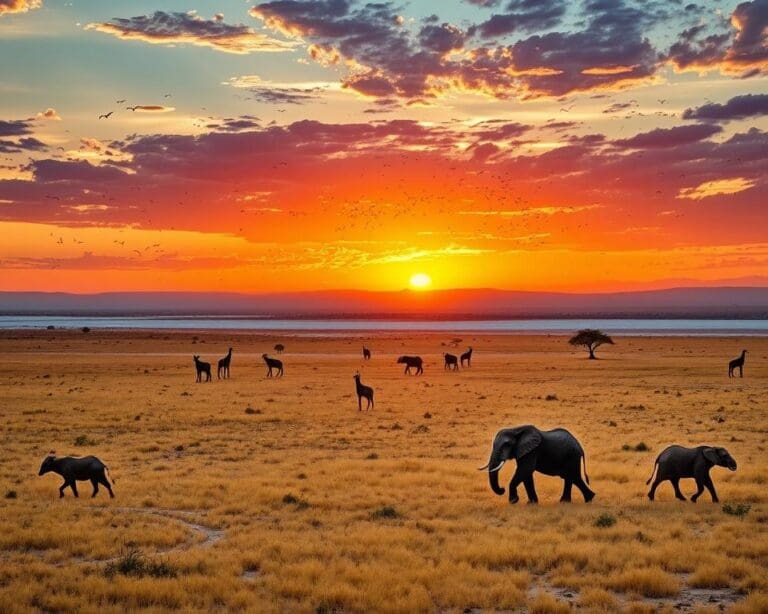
[480,425,595,504]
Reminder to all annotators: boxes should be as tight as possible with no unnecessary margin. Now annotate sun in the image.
[409,272,432,290]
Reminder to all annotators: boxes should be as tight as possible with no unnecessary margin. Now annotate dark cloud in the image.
[614,124,722,149]
[28,159,128,182]
[0,119,34,137]
[0,118,47,152]
[86,10,291,54]
[682,93,768,121]
[469,0,567,38]
[250,87,324,104]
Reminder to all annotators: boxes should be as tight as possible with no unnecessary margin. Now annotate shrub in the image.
[81,327,91,333]
[74,435,96,447]
[282,493,310,509]
[622,442,649,452]
[594,513,617,528]
[104,546,177,579]
[545,394,558,401]
[5,490,17,499]
[371,505,400,520]
[722,503,751,519]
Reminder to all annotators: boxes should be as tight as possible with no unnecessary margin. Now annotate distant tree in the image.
[569,329,614,359]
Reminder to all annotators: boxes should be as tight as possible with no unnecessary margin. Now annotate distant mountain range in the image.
[1,287,767,318]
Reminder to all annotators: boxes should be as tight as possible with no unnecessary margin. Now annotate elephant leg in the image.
[91,478,99,498]
[523,475,538,504]
[671,479,686,501]
[59,481,68,498]
[691,479,705,503]
[705,477,719,503]
[509,454,537,504]
[573,475,595,503]
[70,481,79,498]
[648,477,663,501]
[99,475,114,498]
[560,479,573,503]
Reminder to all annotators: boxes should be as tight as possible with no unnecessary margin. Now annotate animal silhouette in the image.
[728,350,746,378]
[193,355,211,382]
[397,355,423,375]
[353,372,374,410]
[263,353,283,377]
[274,344,285,354]
[217,347,232,379]
[647,445,737,502]
[39,453,114,498]
[460,347,473,367]
[362,346,371,360]
[444,353,459,370]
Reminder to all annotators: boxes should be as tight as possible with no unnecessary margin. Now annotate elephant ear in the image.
[516,427,542,459]
[702,447,719,465]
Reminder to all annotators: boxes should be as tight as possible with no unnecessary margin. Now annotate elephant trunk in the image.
[487,449,506,495]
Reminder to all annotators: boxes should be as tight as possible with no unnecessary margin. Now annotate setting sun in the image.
[409,273,432,290]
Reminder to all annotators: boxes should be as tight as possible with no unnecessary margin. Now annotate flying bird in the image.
[98,111,113,119]
[116,99,126,104]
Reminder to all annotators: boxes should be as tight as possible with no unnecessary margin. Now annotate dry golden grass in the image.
[0,330,766,613]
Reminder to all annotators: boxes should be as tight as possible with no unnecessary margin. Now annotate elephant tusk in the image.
[489,461,505,472]
[477,462,490,471]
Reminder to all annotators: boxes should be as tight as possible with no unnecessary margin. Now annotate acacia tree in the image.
[569,329,614,359]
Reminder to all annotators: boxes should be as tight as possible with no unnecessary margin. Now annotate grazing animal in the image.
[362,346,371,360]
[353,372,374,411]
[193,355,211,383]
[444,353,459,370]
[728,350,747,378]
[460,347,473,367]
[397,355,423,375]
[274,344,285,354]
[647,445,737,503]
[480,425,594,504]
[217,347,233,379]
[38,453,114,498]
[263,353,283,377]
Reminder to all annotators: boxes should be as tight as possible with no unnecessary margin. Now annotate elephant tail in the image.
[645,460,658,485]
[105,465,116,484]
[581,451,590,485]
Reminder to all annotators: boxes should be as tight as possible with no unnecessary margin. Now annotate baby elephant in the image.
[38,453,114,498]
[647,445,736,503]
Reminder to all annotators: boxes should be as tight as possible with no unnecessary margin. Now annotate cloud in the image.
[614,124,722,149]
[126,105,175,113]
[0,117,46,153]
[0,118,34,137]
[678,177,756,200]
[682,93,768,121]
[36,107,61,120]
[458,204,601,216]
[469,0,567,38]
[666,0,768,76]
[0,0,40,16]
[251,0,663,100]
[86,10,293,54]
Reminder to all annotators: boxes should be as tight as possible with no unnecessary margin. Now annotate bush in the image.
[5,490,17,499]
[81,327,90,333]
[74,435,96,446]
[371,505,401,520]
[722,503,751,518]
[105,546,177,579]
[594,512,617,528]
[545,394,558,401]
[282,493,310,509]
[622,442,649,452]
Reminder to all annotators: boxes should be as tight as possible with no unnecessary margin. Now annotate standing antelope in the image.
[728,350,747,378]
[461,347,473,367]
[353,371,374,411]
[217,347,233,379]
[362,346,371,360]
[193,355,211,382]
[263,354,283,377]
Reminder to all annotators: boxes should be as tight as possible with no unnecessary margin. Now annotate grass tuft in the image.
[594,512,617,528]
[104,546,177,579]
[722,503,751,518]
[73,434,96,446]
[370,505,401,520]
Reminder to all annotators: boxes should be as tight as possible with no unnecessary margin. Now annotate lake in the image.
[0,316,766,335]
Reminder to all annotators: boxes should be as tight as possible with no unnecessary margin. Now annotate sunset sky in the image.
[1,0,766,293]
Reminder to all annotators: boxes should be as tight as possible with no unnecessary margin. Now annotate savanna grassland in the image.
[0,330,767,613]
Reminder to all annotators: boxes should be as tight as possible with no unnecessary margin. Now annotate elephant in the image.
[38,453,114,498]
[646,445,737,503]
[480,425,594,504]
